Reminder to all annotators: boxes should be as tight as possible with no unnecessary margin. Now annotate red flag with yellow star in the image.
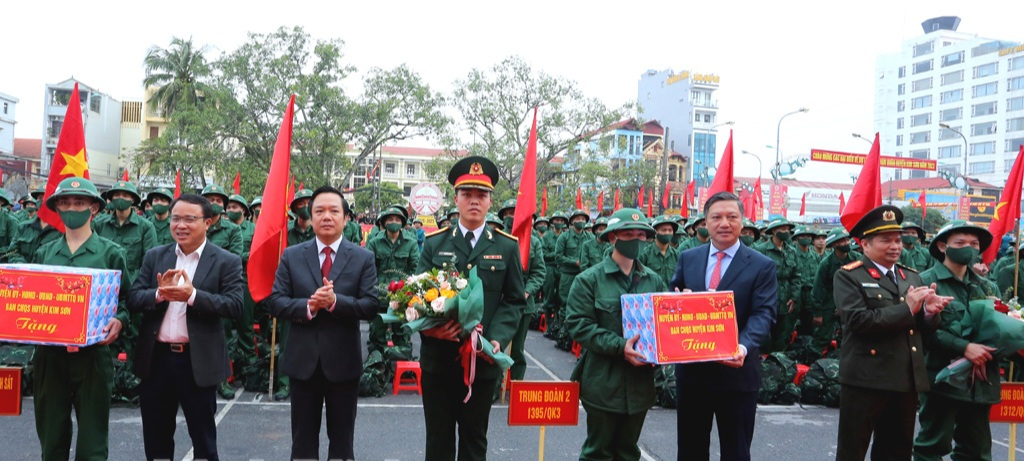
[39,83,90,232]
[983,145,1024,264]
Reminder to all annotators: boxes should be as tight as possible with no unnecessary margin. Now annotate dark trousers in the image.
[34,345,113,461]
[913,392,993,461]
[139,343,219,461]
[289,363,358,461]
[422,370,498,461]
[837,384,918,461]
[580,404,647,461]
[676,386,758,461]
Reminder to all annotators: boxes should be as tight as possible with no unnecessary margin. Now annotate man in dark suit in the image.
[268,185,378,461]
[669,191,777,461]
[128,194,244,461]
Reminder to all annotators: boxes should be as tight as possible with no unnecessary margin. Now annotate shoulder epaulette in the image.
[494,229,518,241]
[842,260,863,271]
[896,262,918,273]
[426,227,449,238]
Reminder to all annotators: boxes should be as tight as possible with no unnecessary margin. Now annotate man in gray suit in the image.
[269,185,378,461]
[128,194,244,461]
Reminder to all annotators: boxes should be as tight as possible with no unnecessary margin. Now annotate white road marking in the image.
[180,389,243,461]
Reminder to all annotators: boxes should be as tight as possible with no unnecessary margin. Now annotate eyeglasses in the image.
[170,215,204,224]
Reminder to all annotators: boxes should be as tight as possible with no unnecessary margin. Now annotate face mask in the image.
[775,231,791,242]
[59,209,92,230]
[656,234,673,244]
[797,237,812,247]
[152,204,169,215]
[386,223,402,233]
[945,246,978,265]
[536,225,548,233]
[252,210,261,220]
[901,235,918,245]
[740,235,754,246]
[211,204,224,215]
[144,209,154,218]
[614,237,641,259]
[835,244,851,253]
[697,227,710,239]
[555,223,567,231]
[671,235,682,245]
[294,208,310,220]
[227,211,243,222]
[503,217,514,230]
[25,206,37,213]
[573,221,586,231]
[110,198,133,212]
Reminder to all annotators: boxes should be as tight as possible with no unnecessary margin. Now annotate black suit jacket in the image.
[669,242,778,392]
[128,242,244,387]
[267,237,378,382]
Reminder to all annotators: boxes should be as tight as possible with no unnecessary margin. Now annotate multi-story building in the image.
[344,145,449,198]
[1,92,18,157]
[41,78,124,188]
[637,68,724,188]
[874,16,1024,187]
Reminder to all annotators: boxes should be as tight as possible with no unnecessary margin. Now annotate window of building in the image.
[897,83,905,95]
[2,102,6,114]
[973,62,998,78]
[909,149,929,159]
[897,101,906,112]
[971,121,997,136]
[47,116,63,140]
[898,66,906,78]
[911,95,932,109]
[910,131,930,144]
[939,164,961,176]
[940,89,963,104]
[938,145,961,159]
[149,126,159,139]
[384,162,396,176]
[1007,137,1024,153]
[406,164,416,178]
[942,51,964,67]
[1011,56,1024,71]
[1009,76,1024,92]
[896,134,903,146]
[910,113,931,127]
[403,185,413,196]
[1008,117,1024,133]
[913,60,933,74]
[970,161,995,175]
[694,113,700,122]
[1010,96,1024,112]
[940,107,962,122]
[1009,158,1020,172]
[897,117,904,129]
[939,126,961,140]
[971,42,1001,57]
[972,101,997,116]
[913,41,934,57]
[941,70,963,85]
[973,82,998,97]
[704,113,712,123]
[970,141,996,155]
[912,77,932,92]
[353,178,366,189]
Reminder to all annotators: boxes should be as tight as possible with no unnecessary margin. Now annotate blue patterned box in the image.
[0,264,121,347]
[621,291,738,365]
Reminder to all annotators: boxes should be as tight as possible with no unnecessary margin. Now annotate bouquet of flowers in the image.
[935,297,1024,390]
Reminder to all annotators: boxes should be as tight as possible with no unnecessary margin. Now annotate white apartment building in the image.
[41,78,124,187]
[344,145,451,197]
[874,16,1024,187]
[0,91,17,156]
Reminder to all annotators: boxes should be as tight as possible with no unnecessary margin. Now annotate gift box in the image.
[621,291,739,365]
[0,264,121,347]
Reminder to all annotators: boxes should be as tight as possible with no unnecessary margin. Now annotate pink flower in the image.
[440,281,451,291]
[405,307,419,322]
[431,297,446,313]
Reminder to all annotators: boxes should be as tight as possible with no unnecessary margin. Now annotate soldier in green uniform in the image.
[226,193,259,384]
[366,205,419,355]
[249,196,262,222]
[914,221,1001,461]
[566,208,661,461]
[671,215,688,248]
[753,217,801,352]
[580,217,610,272]
[485,212,503,231]
[792,226,820,338]
[639,215,680,287]
[344,207,363,245]
[416,156,526,460]
[678,214,709,251]
[552,208,593,349]
[14,195,39,223]
[146,188,175,246]
[739,218,760,247]
[541,213,568,338]
[812,229,828,259]
[200,184,244,399]
[32,177,130,461]
[899,221,934,272]
[808,228,858,357]
[4,214,61,263]
[0,190,22,250]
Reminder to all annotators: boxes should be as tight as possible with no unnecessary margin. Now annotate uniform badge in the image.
[438,251,455,256]
[882,210,896,222]
[483,255,502,260]
[70,181,80,188]
[898,268,906,280]
[866,268,881,279]
[470,162,483,175]
[861,282,880,288]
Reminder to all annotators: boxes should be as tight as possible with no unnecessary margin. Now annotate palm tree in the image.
[142,37,212,117]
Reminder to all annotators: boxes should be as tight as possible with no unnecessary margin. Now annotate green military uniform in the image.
[639,215,681,287]
[808,228,857,356]
[415,156,527,461]
[678,214,709,251]
[792,226,820,338]
[898,221,934,272]
[670,215,687,248]
[540,214,565,337]
[753,218,801,352]
[4,217,62,263]
[344,212,363,245]
[202,185,246,399]
[0,190,22,250]
[146,188,175,246]
[566,208,660,461]
[552,209,593,349]
[739,218,761,247]
[366,205,420,354]
[32,177,130,461]
[914,221,1001,461]
[579,217,610,272]
[227,194,260,387]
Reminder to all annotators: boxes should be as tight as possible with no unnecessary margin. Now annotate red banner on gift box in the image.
[508,381,580,426]
[0,270,93,345]
[0,367,21,416]
[651,292,739,363]
[991,383,1024,423]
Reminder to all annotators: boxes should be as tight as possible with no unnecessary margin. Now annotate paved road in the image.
[3,328,1024,460]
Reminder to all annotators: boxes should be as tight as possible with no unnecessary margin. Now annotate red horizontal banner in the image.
[810,149,937,171]
[0,367,21,416]
[508,381,580,426]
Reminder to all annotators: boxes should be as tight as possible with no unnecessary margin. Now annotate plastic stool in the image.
[794,364,810,385]
[538,314,547,333]
[393,361,422,395]
[117,352,127,362]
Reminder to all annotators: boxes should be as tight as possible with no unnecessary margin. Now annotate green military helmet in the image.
[31,185,45,200]
[485,212,504,230]
[446,207,460,220]
[569,208,590,223]
[104,180,142,204]
[584,221,594,231]
[793,226,816,239]
[290,189,313,210]
[413,218,423,225]
[742,218,761,240]
[377,205,408,227]
[45,177,105,212]
[250,196,263,208]
[0,189,10,207]
[389,204,410,221]
[817,228,829,238]
[825,227,850,247]
[534,216,550,227]
[592,216,610,234]
[901,221,927,242]
[228,194,250,214]
[764,217,795,233]
[651,215,680,234]
[201,184,230,203]
[550,211,569,225]
[498,198,517,218]
[148,188,174,203]
[599,208,656,243]
[22,196,38,206]
[685,213,705,230]
[928,220,993,262]
[672,214,686,224]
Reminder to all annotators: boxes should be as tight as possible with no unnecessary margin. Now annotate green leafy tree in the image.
[353,183,404,214]
[142,37,214,117]
[899,205,947,236]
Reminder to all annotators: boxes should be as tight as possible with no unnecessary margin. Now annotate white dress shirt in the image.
[458,222,485,248]
[309,236,342,318]
[156,240,206,343]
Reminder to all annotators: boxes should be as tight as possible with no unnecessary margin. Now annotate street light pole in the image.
[939,123,970,193]
[775,108,809,185]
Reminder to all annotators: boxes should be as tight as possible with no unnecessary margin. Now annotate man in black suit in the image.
[669,191,778,461]
[268,185,378,461]
[128,194,244,461]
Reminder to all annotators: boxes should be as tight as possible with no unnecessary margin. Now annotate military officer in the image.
[899,221,934,272]
[753,217,801,352]
[416,156,527,461]
[32,177,130,461]
[366,204,420,355]
[914,221,1001,461]
[147,188,175,246]
[639,215,680,287]
[3,212,61,263]
[792,226,820,338]
[200,184,244,399]
[552,208,593,349]
[566,208,661,461]
[808,228,858,357]
[834,205,951,461]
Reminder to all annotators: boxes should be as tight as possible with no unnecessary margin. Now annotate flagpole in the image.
[268,209,287,398]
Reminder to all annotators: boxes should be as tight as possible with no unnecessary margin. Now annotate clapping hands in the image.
[157,269,193,303]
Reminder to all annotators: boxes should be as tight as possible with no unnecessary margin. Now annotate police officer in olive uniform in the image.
[639,215,681,287]
[579,217,610,272]
[552,208,593,349]
[200,184,244,399]
[834,205,951,461]
[899,221,934,272]
[807,228,858,357]
[792,226,820,338]
[914,221,1001,461]
[416,156,527,461]
[147,188,175,246]
[366,205,420,354]
[753,218,801,352]
[32,177,131,461]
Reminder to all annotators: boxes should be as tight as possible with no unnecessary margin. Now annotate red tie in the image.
[321,247,333,279]
[709,251,725,290]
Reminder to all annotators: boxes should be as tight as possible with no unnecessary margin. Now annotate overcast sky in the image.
[2,0,1019,183]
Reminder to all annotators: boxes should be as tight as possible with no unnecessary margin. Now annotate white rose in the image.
[389,301,398,311]
[405,307,419,322]
[455,278,468,290]
[431,297,446,313]
[440,281,451,291]
[437,273,447,284]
